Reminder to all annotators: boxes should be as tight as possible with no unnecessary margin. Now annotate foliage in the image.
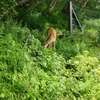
[0,0,100,99]
[66,51,100,99]
[0,0,17,20]
[0,21,67,100]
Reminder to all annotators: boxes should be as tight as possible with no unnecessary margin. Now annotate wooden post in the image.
[68,1,73,33]
[68,1,83,33]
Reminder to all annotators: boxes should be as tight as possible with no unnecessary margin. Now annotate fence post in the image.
[68,1,83,33]
[72,8,83,32]
[68,1,73,33]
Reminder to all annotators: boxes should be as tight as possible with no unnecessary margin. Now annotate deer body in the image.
[42,27,56,48]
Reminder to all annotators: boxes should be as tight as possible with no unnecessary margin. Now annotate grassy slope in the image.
[0,17,100,99]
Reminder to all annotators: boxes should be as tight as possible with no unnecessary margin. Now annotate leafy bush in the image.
[0,21,67,100]
[83,19,100,30]
[0,0,17,20]
[66,51,100,99]
[56,27,100,60]
[56,31,87,59]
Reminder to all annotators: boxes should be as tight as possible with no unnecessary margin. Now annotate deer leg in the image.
[52,42,55,47]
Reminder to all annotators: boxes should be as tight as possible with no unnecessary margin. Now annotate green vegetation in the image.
[0,0,100,100]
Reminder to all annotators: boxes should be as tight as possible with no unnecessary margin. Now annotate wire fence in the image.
[68,3,100,33]
[73,5,100,20]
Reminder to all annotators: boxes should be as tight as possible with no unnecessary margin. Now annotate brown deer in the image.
[42,27,56,48]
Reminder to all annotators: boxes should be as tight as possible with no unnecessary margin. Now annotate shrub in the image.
[0,21,67,100]
[66,51,100,99]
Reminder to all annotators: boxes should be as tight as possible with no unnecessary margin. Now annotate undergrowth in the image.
[0,18,100,100]
[0,21,67,100]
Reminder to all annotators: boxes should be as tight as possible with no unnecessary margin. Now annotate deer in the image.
[42,27,56,48]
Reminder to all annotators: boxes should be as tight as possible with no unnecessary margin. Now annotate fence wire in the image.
[70,5,100,29]
[73,5,100,19]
